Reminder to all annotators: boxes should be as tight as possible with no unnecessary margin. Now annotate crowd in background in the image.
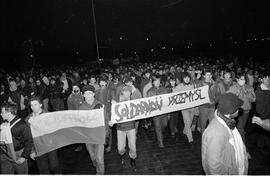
[0,56,270,174]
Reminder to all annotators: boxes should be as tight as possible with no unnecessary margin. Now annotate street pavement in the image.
[29,114,270,175]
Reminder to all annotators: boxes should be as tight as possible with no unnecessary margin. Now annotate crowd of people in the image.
[0,56,270,174]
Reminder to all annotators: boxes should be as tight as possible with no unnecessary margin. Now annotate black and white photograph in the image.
[1,0,270,175]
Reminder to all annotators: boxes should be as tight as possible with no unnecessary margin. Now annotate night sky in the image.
[1,0,270,62]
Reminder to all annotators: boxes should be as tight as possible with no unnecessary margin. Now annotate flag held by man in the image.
[28,108,105,157]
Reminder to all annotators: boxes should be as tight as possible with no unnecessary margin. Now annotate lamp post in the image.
[91,0,100,61]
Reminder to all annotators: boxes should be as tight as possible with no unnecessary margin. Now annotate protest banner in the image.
[29,108,105,157]
[111,85,210,124]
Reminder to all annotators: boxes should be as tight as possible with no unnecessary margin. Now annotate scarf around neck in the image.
[216,111,236,130]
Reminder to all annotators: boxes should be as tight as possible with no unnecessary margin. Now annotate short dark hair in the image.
[223,69,232,76]
[236,72,246,79]
[99,76,108,83]
[151,74,161,83]
[182,72,191,81]
[89,75,96,79]
[203,68,212,75]
[29,95,43,105]
[1,102,18,116]
[168,73,176,81]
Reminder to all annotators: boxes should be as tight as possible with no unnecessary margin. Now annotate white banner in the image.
[111,85,210,124]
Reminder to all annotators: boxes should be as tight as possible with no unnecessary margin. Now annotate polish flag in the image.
[28,108,105,157]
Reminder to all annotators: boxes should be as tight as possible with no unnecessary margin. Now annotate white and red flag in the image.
[28,108,105,157]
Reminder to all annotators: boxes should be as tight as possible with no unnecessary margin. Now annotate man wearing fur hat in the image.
[202,93,248,175]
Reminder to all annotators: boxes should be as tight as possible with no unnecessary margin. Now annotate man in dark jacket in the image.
[147,74,168,148]
[60,73,73,109]
[26,95,61,174]
[0,103,33,174]
[95,77,112,153]
[255,71,270,160]
[67,84,84,110]
[196,69,218,133]
[79,85,105,174]
[47,78,64,111]
[67,84,84,152]
[7,80,27,119]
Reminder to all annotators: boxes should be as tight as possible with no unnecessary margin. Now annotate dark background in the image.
[1,0,270,66]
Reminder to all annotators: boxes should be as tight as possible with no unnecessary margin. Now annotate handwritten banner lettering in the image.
[111,85,210,124]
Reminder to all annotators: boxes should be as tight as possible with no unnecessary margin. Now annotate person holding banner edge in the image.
[112,85,137,171]
[173,72,197,145]
[196,69,218,134]
[96,76,113,153]
[147,74,169,148]
[25,95,61,174]
[79,85,105,175]
[123,75,142,136]
[0,102,33,174]
[166,74,180,138]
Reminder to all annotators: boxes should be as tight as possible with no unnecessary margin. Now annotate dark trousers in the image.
[85,143,104,174]
[257,132,270,173]
[153,114,168,145]
[106,127,113,148]
[237,110,250,145]
[36,150,61,174]
[198,107,215,133]
[169,111,179,135]
[0,154,28,174]
[257,131,270,154]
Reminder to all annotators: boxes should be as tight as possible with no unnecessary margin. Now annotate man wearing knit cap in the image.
[202,93,249,175]
[79,85,105,174]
